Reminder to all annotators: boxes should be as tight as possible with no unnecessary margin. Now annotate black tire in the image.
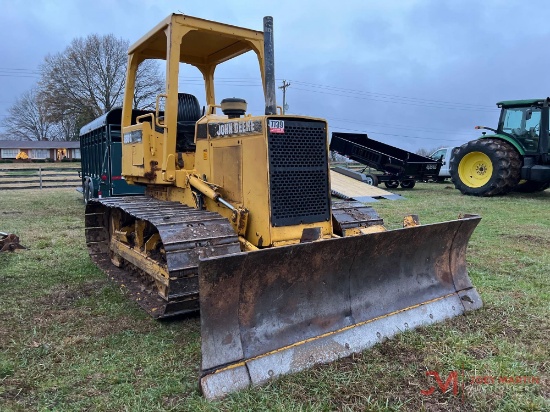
[513,180,550,193]
[450,138,521,196]
[384,181,399,189]
[84,177,94,204]
[82,181,88,204]
[400,179,416,189]
[364,174,379,186]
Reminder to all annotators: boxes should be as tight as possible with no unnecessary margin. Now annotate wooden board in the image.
[330,170,402,201]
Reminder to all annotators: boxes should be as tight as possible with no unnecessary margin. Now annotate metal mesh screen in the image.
[268,119,330,227]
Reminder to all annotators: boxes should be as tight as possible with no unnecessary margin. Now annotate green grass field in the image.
[0,185,548,411]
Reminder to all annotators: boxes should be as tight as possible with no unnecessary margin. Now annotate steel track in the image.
[85,196,240,318]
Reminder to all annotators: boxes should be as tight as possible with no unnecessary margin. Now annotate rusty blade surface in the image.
[198,215,482,398]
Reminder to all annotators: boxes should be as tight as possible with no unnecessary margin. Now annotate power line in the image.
[291,86,496,112]
[324,116,475,136]
[245,105,475,141]
[288,80,493,110]
[177,76,497,112]
[330,125,469,143]
[0,74,41,79]
[0,68,41,79]
[246,105,471,143]
[0,66,494,112]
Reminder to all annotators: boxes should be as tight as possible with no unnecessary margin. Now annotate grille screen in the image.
[268,119,330,227]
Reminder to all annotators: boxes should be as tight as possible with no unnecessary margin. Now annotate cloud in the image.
[2,0,550,150]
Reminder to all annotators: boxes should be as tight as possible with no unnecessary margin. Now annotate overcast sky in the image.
[2,0,549,152]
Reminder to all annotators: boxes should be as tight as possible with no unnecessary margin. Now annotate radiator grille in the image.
[268,119,330,227]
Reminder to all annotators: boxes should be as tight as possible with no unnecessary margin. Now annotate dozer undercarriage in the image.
[83,13,483,399]
[85,196,240,317]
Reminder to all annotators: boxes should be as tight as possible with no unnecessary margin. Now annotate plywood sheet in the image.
[330,170,402,201]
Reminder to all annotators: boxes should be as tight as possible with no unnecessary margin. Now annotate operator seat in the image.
[176,93,201,152]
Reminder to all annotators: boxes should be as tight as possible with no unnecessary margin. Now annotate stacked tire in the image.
[450,139,521,196]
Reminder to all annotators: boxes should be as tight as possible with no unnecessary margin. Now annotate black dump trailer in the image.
[79,108,150,203]
[330,132,442,189]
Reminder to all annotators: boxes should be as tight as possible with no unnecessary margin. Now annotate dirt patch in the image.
[467,345,498,360]
[506,234,550,247]
[31,308,155,342]
[324,367,473,412]
[28,280,156,341]
[0,377,36,407]
[376,339,426,364]
[333,352,364,372]
[37,280,109,310]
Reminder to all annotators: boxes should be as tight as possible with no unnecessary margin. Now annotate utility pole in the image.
[278,80,291,114]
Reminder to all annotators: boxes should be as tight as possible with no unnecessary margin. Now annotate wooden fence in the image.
[0,163,364,191]
[0,167,81,190]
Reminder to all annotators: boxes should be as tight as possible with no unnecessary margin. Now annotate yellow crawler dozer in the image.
[84,14,482,399]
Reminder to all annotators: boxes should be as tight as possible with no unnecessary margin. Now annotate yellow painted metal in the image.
[458,151,494,188]
[110,239,170,286]
[340,225,386,237]
[118,14,335,249]
[163,154,176,182]
[114,230,129,243]
[360,225,386,234]
[188,174,221,201]
[113,224,133,243]
[232,208,249,237]
[135,220,147,250]
[239,236,259,251]
[121,14,266,178]
[402,215,420,228]
[144,233,161,255]
[358,225,386,235]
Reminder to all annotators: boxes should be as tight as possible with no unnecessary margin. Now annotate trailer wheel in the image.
[384,181,399,189]
[513,180,550,193]
[400,180,416,189]
[450,138,521,196]
[84,177,94,204]
[364,174,378,186]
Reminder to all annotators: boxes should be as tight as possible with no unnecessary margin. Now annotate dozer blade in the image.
[198,215,482,399]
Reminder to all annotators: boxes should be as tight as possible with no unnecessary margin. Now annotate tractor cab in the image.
[497,99,549,155]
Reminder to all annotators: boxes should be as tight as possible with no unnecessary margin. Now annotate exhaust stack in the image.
[263,16,277,115]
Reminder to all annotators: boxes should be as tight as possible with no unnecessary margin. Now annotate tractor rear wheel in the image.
[450,139,521,196]
[513,180,550,193]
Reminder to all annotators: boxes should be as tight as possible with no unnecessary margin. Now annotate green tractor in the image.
[450,98,550,196]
